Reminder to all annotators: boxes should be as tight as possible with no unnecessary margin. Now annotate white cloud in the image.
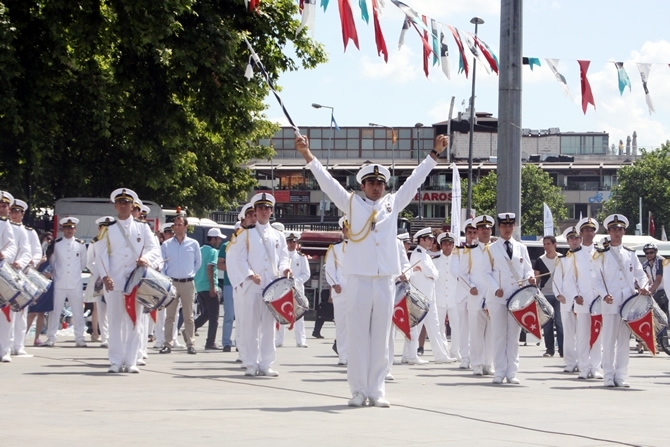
[360,45,422,82]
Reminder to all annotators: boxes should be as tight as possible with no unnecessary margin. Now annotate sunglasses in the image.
[644,251,656,255]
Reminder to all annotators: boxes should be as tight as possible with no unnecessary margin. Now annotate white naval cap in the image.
[207,228,226,239]
[338,215,348,229]
[463,218,475,230]
[473,215,495,228]
[397,232,410,242]
[577,216,599,233]
[234,221,241,230]
[251,192,275,208]
[96,216,116,225]
[355,164,391,184]
[133,197,143,209]
[414,227,435,242]
[140,204,150,215]
[271,222,285,232]
[561,226,579,239]
[60,216,79,227]
[604,214,629,230]
[160,223,174,232]
[497,212,516,225]
[284,230,302,241]
[238,203,254,221]
[110,188,138,204]
[437,232,457,244]
[10,199,27,211]
[0,191,14,205]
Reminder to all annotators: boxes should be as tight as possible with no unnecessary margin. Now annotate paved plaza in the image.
[3,323,669,447]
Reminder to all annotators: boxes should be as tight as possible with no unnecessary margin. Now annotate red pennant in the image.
[124,286,138,327]
[150,309,157,323]
[421,16,429,78]
[392,296,412,340]
[249,0,260,12]
[475,36,498,74]
[650,213,656,237]
[269,288,296,330]
[510,300,542,339]
[1,306,10,322]
[589,314,602,349]
[448,25,469,78]
[299,0,305,12]
[372,0,387,63]
[578,60,596,114]
[338,0,359,51]
[626,310,656,356]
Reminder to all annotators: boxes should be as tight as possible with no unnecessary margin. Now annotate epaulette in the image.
[622,245,634,252]
[596,246,610,253]
[416,247,423,253]
[55,237,63,243]
[103,220,116,226]
[663,258,670,267]
[75,238,85,244]
[592,250,605,261]
[557,253,565,258]
[10,221,21,226]
[0,216,7,221]
[298,252,305,257]
[91,236,99,243]
[432,254,441,259]
[25,226,34,231]
[565,251,573,258]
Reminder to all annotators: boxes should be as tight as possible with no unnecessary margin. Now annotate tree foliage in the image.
[602,142,670,237]
[0,0,326,215]
[472,165,568,236]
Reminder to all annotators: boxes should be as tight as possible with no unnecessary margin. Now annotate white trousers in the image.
[602,314,631,382]
[403,325,420,361]
[242,281,276,371]
[106,291,142,368]
[97,296,109,343]
[467,295,493,369]
[561,310,578,370]
[456,301,470,363]
[48,288,85,343]
[489,304,521,380]
[137,312,149,360]
[576,313,602,374]
[232,286,246,364]
[421,297,451,361]
[0,312,11,357]
[444,305,459,360]
[11,308,28,352]
[346,275,392,400]
[155,308,166,345]
[276,317,305,346]
[333,290,348,363]
[387,325,396,374]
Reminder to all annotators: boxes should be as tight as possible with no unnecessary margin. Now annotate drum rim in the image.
[619,293,650,320]
[506,284,540,308]
[589,295,602,315]
[123,265,148,294]
[262,276,293,302]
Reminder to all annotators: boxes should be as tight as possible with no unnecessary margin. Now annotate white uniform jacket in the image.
[9,222,32,269]
[325,241,347,289]
[289,250,310,295]
[486,238,533,307]
[433,251,459,309]
[459,243,494,299]
[0,218,17,263]
[592,245,649,315]
[26,226,43,266]
[51,236,87,289]
[553,252,577,311]
[409,246,438,300]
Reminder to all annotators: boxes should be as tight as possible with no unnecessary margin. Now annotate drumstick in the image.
[325,270,337,286]
[515,271,551,284]
[551,277,562,297]
[599,270,610,296]
[401,260,421,277]
[137,246,144,262]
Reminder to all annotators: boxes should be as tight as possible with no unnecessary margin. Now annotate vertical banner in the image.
[543,202,554,236]
[451,163,461,238]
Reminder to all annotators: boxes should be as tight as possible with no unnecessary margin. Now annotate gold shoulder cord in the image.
[573,253,579,280]
[663,258,670,267]
[485,244,494,268]
[347,193,377,243]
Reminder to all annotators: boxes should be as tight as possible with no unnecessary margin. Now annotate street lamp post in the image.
[312,103,335,223]
[369,122,396,192]
[466,17,484,219]
[415,122,424,219]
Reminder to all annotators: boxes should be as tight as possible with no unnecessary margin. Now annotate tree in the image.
[472,165,568,236]
[0,0,327,216]
[602,142,670,237]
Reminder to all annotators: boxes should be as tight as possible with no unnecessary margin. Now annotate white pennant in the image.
[545,58,571,98]
[637,63,655,115]
[439,24,450,80]
[450,163,461,239]
[296,0,317,36]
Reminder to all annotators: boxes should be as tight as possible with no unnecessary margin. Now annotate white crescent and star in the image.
[639,321,651,336]
[394,306,405,323]
[521,311,537,327]
[281,301,294,317]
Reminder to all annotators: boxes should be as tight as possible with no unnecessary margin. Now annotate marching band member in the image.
[323,216,349,365]
[295,133,448,408]
[554,226,580,373]
[87,216,115,349]
[96,188,161,373]
[487,213,535,385]
[572,217,603,380]
[433,232,461,361]
[45,217,87,348]
[592,214,650,388]
[226,193,290,377]
[454,219,475,369]
[0,191,18,363]
[276,230,310,348]
[462,215,495,376]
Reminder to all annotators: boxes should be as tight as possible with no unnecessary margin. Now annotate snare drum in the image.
[506,285,554,338]
[394,281,430,329]
[23,267,51,295]
[0,262,22,308]
[12,268,42,311]
[262,277,309,326]
[124,266,174,310]
[620,293,668,355]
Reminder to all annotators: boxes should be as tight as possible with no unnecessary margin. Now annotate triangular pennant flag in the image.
[320,0,330,11]
[626,310,656,356]
[390,0,430,34]
[338,0,360,51]
[474,35,498,74]
[650,213,656,237]
[578,60,596,114]
[150,309,157,324]
[125,286,138,327]
[509,300,542,339]
[391,1,435,58]
[299,0,304,11]
[397,16,410,49]
[637,63,655,115]
[421,15,430,78]
[296,0,317,36]
[439,25,450,79]
[1,306,10,322]
[269,288,296,330]
[589,314,602,349]
[522,57,541,70]
[358,0,369,23]
[447,25,469,78]
[244,55,255,80]
[614,62,631,96]
[249,0,260,12]
[464,32,490,74]
[393,295,412,340]
[545,58,570,97]
[662,225,667,242]
[430,19,440,66]
[371,0,388,62]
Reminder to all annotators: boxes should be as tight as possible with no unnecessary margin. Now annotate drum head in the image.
[124,267,146,295]
[394,281,411,306]
[263,277,294,303]
[589,296,602,315]
[506,285,538,310]
[620,294,652,321]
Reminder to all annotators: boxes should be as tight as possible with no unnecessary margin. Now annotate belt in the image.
[171,277,194,283]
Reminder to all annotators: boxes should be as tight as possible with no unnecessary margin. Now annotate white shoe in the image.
[492,376,503,384]
[153,342,163,349]
[472,366,483,376]
[275,343,283,348]
[14,349,29,356]
[592,371,603,380]
[244,366,258,376]
[44,340,55,347]
[1,354,11,363]
[577,373,588,380]
[614,379,630,388]
[385,373,395,381]
[506,377,521,384]
[127,365,140,374]
[400,358,409,364]
[297,343,308,348]
[348,392,367,407]
[434,356,457,364]
[174,341,184,348]
[75,340,87,347]
[108,364,121,373]
[459,361,471,369]
[100,342,108,348]
[604,378,615,387]
[136,359,146,366]
[407,358,428,365]
[482,367,494,376]
[370,397,391,408]
[258,368,279,377]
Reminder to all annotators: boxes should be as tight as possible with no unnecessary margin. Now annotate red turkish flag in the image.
[338,0,359,51]
[393,296,412,340]
[578,60,596,114]
[125,287,138,327]
[422,16,430,78]
[149,309,157,324]
[372,0,388,63]
[589,314,602,349]
[626,310,656,356]
[1,306,10,322]
[510,300,542,339]
[650,214,656,237]
[269,288,296,330]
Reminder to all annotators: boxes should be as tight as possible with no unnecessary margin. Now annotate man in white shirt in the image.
[295,133,448,408]
[0,191,19,362]
[553,226,580,373]
[276,230,310,348]
[433,232,460,361]
[323,216,349,365]
[533,236,563,358]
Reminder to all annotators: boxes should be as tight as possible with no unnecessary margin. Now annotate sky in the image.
[263,0,670,151]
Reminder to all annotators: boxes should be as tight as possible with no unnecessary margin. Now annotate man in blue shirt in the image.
[195,228,226,350]
[160,215,201,354]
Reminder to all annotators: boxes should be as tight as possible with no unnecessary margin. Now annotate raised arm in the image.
[394,135,448,209]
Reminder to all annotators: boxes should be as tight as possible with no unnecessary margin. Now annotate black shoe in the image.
[159,345,172,354]
[205,344,222,350]
[222,345,232,352]
[187,346,197,355]
[543,351,554,357]
[312,332,325,339]
[417,347,424,356]
[332,340,338,354]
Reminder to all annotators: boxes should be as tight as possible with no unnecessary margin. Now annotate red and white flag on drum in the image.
[269,288,296,330]
[627,311,656,356]
[393,297,412,340]
[589,314,602,349]
[509,300,542,339]
[1,306,10,323]
[124,287,138,327]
